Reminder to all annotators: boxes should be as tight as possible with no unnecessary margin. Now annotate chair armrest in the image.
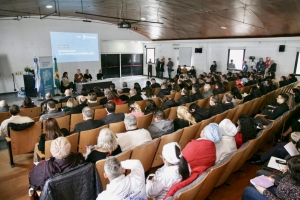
[5,137,11,142]
[254,114,266,118]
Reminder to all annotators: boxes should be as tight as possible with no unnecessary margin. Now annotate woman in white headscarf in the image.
[146,142,190,200]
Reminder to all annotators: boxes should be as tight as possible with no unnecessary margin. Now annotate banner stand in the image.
[39,56,55,97]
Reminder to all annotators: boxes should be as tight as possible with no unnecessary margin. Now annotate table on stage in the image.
[75,80,112,93]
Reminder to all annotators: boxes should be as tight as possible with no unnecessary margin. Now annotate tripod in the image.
[11,73,17,91]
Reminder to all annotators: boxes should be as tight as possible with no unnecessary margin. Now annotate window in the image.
[146,48,155,64]
[294,52,300,75]
[227,49,245,70]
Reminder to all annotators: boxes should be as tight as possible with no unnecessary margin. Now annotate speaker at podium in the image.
[23,74,37,97]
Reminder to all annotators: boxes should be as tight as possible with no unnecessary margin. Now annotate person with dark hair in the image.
[150,78,160,88]
[146,142,190,199]
[129,88,143,102]
[279,76,290,88]
[134,82,142,95]
[142,81,151,91]
[209,96,224,116]
[246,74,257,86]
[242,61,248,72]
[100,102,125,124]
[158,94,176,110]
[84,69,93,81]
[210,61,217,73]
[221,93,234,111]
[110,83,117,94]
[265,79,274,93]
[213,82,225,95]
[122,82,130,93]
[189,103,211,123]
[189,66,196,77]
[93,87,104,97]
[231,87,243,107]
[61,72,74,90]
[157,83,171,96]
[107,91,123,105]
[235,114,257,148]
[257,80,267,95]
[39,101,65,122]
[20,97,36,109]
[256,58,266,75]
[70,96,88,114]
[117,89,129,102]
[0,104,34,137]
[288,74,298,83]
[156,58,161,78]
[243,86,262,103]
[144,99,157,115]
[96,69,103,80]
[167,58,174,79]
[177,87,192,106]
[243,155,300,200]
[292,88,300,103]
[176,65,182,75]
[191,84,203,101]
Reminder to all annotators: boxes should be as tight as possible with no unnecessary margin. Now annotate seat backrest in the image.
[241,99,254,115]
[197,98,208,108]
[185,100,198,109]
[154,88,161,96]
[178,123,201,149]
[214,110,229,124]
[91,105,103,110]
[56,103,62,109]
[94,108,107,120]
[78,125,108,153]
[61,102,67,108]
[0,112,12,124]
[231,103,245,124]
[247,97,260,116]
[10,121,42,156]
[173,92,182,102]
[151,129,183,168]
[70,113,84,132]
[166,93,175,99]
[167,106,178,120]
[115,104,129,113]
[163,108,171,118]
[136,100,147,111]
[130,138,160,172]
[19,107,41,118]
[109,121,126,134]
[137,113,153,129]
[152,97,161,107]
[43,115,70,132]
[195,116,216,139]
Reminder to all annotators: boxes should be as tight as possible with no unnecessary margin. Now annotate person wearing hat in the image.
[29,137,85,190]
[146,142,190,200]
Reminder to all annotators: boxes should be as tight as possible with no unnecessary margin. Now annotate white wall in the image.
[0,17,149,93]
[143,37,300,79]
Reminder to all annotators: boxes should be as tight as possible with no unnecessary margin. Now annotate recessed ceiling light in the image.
[141,17,146,21]
[46,5,53,8]
[221,26,227,29]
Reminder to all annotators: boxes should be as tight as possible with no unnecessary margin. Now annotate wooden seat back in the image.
[214,110,229,124]
[152,97,161,107]
[94,108,107,120]
[115,104,129,113]
[19,107,41,118]
[136,100,147,111]
[70,113,84,132]
[195,116,216,139]
[178,123,201,149]
[0,112,12,124]
[173,92,182,102]
[137,113,153,129]
[109,121,126,134]
[167,106,178,120]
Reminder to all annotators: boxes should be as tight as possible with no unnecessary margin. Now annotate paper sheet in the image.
[267,156,286,171]
[284,142,299,156]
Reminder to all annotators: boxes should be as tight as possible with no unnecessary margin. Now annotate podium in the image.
[23,75,37,97]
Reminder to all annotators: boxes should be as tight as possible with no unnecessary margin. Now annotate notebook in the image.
[267,156,286,171]
[284,142,299,156]
[250,175,274,188]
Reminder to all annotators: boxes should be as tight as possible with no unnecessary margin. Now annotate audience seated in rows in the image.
[0,100,9,112]
[146,142,190,200]
[128,101,144,117]
[72,107,104,134]
[85,128,122,164]
[20,97,36,109]
[93,86,104,97]
[70,97,88,114]
[129,88,143,102]
[144,99,157,115]
[147,108,174,139]
[173,106,197,131]
[39,101,65,122]
[209,96,224,116]
[107,90,123,105]
[265,79,274,93]
[221,93,234,111]
[0,104,34,137]
[59,89,72,103]
[288,74,298,83]
[29,137,85,190]
[116,114,152,151]
[177,87,192,106]
[158,94,176,110]
[189,103,211,123]
[235,114,258,149]
[117,89,129,102]
[101,102,125,124]
[40,93,59,109]
[202,84,213,98]
[63,98,78,112]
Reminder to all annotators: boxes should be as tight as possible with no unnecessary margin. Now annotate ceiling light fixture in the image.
[141,17,146,20]
[46,5,53,8]
[221,26,227,29]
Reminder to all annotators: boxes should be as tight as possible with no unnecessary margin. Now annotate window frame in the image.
[146,48,155,64]
[294,51,300,75]
[227,48,246,71]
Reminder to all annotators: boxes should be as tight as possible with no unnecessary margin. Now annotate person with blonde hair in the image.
[85,128,122,164]
[63,97,78,112]
[128,101,144,117]
[87,93,98,107]
[286,92,296,109]
[173,106,196,131]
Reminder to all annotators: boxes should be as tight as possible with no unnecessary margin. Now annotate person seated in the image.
[202,84,213,98]
[279,76,290,88]
[96,157,147,200]
[116,114,152,151]
[191,84,203,101]
[61,72,74,90]
[96,69,103,80]
[235,78,245,89]
[128,88,143,102]
[189,66,196,77]
[144,99,157,115]
[177,87,192,106]
[147,108,174,139]
[151,78,161,88]
[242,155,300,200]
[29,137,85,190]
[213,82,225,95]
[76,88,88,102]
[158,94,176,110]
[265,79,274,93]
[209,96,224,116]
[257,80,267,95]
[254,93,289,125]
[181,65,188,75]
[286,93,296,109]
[122,82,130,93]
[189,103,211,123]
[235,114,258,148]
[85,128,122,164]
[0,104,34,137]
[231,87,244,107]
[177,79,187,89]
[69,96,88,114]
[74,69,86,83]
[245,74,257,86]
[142,81,151,91]
[59,89,72,103]
[117,89,129,102]
[107,91,123,105]
[100,89,110,105]
[62,97,77,113]
[20,97,36,109]
[87,93,98,107]
[40,93,59,109]
[221,93,234,111]
[288,74,298,83]
[128,101,144,118]
[134,82,142,95]
[93,87,104,97]
[291,88,300,104]
[39,101,65,122]
[83,69,92,81]
[110,83,117,94]
[157,83,171,96]
[243,86,262,103]
[0,100,9,112]
[217,119,237,163]
[146,142,190,199]
[100,102,125,124]
[173,106,197,131]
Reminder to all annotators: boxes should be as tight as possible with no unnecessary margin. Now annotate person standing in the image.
[155,58,160,78]
[256,58,266,75]
[210,61,217,73]
[242,61,248,72]
[227,60,235,73]
[160,58,165,78]
[147,59,153,78]
[167,58,174,79]
[268,60,277,73]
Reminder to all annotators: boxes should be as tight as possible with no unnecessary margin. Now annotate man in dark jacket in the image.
[256,58,266,75]
[70,97,89,114]
[151,78,161,88]
[213,82,225,95]
[122,82,130,93]
[100,89,110,105]
[100,102,125,125]
[147,108,174,139]
[177,87,192,106]
[117,89,129,102]
[128,89,143,102]
[72,107,105,134]
[189,103,211,123]
[268,60,277,72]
[157,83,170,97]
[59,89,72,103]
[209,96,224,116]
[221,93,234,111]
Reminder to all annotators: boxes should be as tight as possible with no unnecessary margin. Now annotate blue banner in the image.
[39,56,54,97]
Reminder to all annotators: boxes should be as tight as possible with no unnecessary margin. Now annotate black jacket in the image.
[221,102,234,111]
[119,94,129,102]
[192,108,211,122]
[100,97,108,105]
[151,83,161,88]
[128,95,143,102]
[268,63,277,72]
[191,93,203,101]
[210,104,224,116]
[173,118,191,131]
[279,80,290,88]
[265,85,274,93]
[72,119,105,134]
[264,102,289,120]
[157,89,171,96]
[213,88,225,95]
[122,88,130,93]
[41,99,59,107]
[161,99,176,110]
[69,103,88,114]
[59,96,71,103]
[177,95,192,106]
[101,113,125,125]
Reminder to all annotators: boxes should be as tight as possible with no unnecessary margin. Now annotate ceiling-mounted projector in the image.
[118,21,131,28]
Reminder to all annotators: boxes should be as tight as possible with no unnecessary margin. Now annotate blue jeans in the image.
[242,185,277,200]
[168,68,172,79]
[159,71,163,78]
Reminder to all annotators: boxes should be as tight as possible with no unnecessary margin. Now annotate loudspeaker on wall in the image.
[279,45,285,52]
[195,48,203,53]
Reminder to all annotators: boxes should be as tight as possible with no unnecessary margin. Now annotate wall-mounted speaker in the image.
[279,45,285,52]
[195,48,203,53]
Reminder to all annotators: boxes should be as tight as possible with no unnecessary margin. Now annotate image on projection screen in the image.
[228,49,245,70]
[50,32,99,63]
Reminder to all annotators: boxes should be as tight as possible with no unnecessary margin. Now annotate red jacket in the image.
[164,139,216,199]
[109,99,124,105]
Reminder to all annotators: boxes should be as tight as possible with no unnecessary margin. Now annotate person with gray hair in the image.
[100,88,111,105]
[116,114,152,151]
[148,108,174,139]
[39,100,65,122]
[96,156,146,200]
[202,83,213,98]
[0,100,9,112]
[117,88,129,102]
[40,92,59,109]
[128,88,143,102]
[122,82,130,93]
[72,107,104,134]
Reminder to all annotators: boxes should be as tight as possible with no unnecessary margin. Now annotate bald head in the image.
[104,88,111,96]
[130,89,137,96]
[0,100,7,107]
[65,89,71,97]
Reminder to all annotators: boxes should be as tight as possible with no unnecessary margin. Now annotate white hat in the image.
[219,119,238,137]
[50,137,71,159]
[162,142,181,165]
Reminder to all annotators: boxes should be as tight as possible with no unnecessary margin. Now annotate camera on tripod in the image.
[249,56,255,62]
